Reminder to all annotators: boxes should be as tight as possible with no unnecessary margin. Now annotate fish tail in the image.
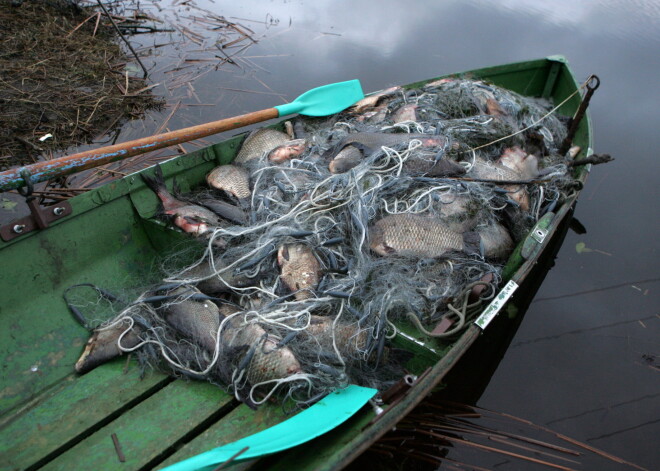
[141,164,168,195]
[141,164,176,206]
[463,231,482,256]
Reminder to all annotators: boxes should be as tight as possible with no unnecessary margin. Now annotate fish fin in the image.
[199,199,248,225]
[141,164,167,195]
[462,231,482,256]
[382,244,396,255]
[172,177,182,196]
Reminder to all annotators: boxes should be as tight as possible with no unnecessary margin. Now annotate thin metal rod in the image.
[95,0,148,78]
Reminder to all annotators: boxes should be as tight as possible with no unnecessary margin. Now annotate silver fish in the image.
[268,139,307,163]
[392,103,418,123]
[402,152,466,177]
[328,145,362,174]
[324,133,445,173]
[162,287,222,353]
[330,132,445,155]
[75,318,142,374]
[477,222,514,260]
[369,213,480,258]
[350,86,401,113]
[219,304,302,385]
[206,164,251,200]
[185,256,252,295]
[497,146,539,179]
[197,198,248,225]
[305,315,368,357]
[234,128,290,163]
[468,157,531,211]
[277,244,320,300]
[142,165,221,235]
[355,104,388,124]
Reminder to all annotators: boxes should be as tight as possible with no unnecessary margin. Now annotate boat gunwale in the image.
[0,55,594,470]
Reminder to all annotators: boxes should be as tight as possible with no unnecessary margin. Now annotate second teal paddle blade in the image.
[162,384,377,471]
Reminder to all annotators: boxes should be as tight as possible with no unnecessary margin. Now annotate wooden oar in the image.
[0,80,364,192]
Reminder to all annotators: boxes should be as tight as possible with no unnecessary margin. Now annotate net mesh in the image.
[75,77,577,408]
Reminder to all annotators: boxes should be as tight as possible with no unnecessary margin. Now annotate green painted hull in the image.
[0,56,593,470]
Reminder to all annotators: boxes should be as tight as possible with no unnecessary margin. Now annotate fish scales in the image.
[305,316,368,357]
[338,132,444,153]
[206,164,251,199]
[468,157,531,210]
[213,304,302,385]
[234,128,290,163]
[185,256,252,295]
[478,222,514,260]
[277,244,320,300]
[225,322,302,385]
[327,133,446,173]
[162,288,222,353]
[369,213,471,258]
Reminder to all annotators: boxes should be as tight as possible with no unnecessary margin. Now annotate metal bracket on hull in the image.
[0,200,72,241]
[0,169,73,241]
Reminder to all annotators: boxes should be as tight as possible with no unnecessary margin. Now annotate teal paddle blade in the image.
[162,384,377,471]
[274,79,364,117]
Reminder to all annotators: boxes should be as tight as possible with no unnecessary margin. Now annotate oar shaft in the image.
[0,107,279,191]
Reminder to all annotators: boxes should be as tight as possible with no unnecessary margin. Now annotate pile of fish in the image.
[74,78,575,407]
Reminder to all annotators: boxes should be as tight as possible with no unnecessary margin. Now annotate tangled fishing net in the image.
[72,77,579,410]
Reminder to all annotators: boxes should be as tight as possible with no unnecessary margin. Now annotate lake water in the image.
[5,0,659,469]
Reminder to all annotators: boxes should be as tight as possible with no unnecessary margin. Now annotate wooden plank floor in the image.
[158,401,288,469]
[1,363,168,470]
[40,380,234,471]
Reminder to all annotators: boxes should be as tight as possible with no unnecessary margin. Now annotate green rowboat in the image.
[0,56,593,470]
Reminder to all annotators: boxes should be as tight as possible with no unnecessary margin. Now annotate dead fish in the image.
[284,120,295,139]
[328,145,363,174]
[423,78,454,89]
[277,244,320,300]
[226,321,302,385]
[160,288,301,385]
[402,152,466,177]
[142,165,221,235]
[234,128,290,163]
[75,318,142,374]
[498,146,539,179]
[161,286,222,353]
[323,133,445,173]
[369,213,480,258]
[477,222,514,260]
[305,315,368,357]
[435,192,481,233]
[327,134,450,174]
[197,198,248,225]
[468,157,531,211]
[218,303,302,384]
[391,103,418,123]
[185,256,252,295]
[350,86,401,113]
[332,132,445,155]
[268,139,307,163]
[355,104,388,124]
[486,98,507,117]
[206,164,251,200]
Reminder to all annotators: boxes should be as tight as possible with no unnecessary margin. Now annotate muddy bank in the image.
[0,0,161,170]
